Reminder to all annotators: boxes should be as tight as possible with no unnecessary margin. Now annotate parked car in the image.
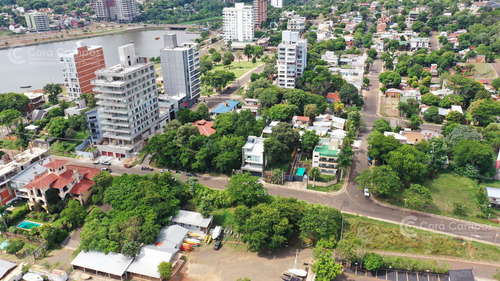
[161,169,170,173]
[186,172,196,177]
[93,160,100,165]
[101,168,112,173]
[123,164,132,168]
[364,188,370,197]
[213,240,222,250]
[101,161,111,166]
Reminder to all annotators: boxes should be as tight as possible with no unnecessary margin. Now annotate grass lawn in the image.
[212,208,235,228]
[266,161,289,173]
[472,63,497,80]
[307,181,342,192]
[74,130,90,140]
[212,60,263,80]
[344,214,500,262]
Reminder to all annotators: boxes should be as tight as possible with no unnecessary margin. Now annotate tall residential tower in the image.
[253,0,267,28]
[115,0,138,22]
[59,41,106,100]
[277,31,307,88]
[223,3,254,43]
[160,34,201,109]
[93,44,160,158]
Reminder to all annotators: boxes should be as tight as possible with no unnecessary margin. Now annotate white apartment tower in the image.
[223,3,254,43]
[25,12,50,32]
[160,34,201,109]
[92,44,160,158]
[277,31,307,89]
[270,0,283,8]
[92,0,116,21]
[115,0,138,22]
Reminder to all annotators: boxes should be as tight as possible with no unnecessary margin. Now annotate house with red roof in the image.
[23,159,100,210]
[193,120,216,137]
[326,92,341,104]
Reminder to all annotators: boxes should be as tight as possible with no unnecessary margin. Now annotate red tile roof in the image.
[51,170,74,189]
[70,178,95,195]
[44,159,67,169]
[193,120,216,137]
[66,165,100,180]
[23,172,59,189]
[326,92,341,103]
[296,116,310,122]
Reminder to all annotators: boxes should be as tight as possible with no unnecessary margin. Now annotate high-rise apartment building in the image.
[253,0,267,28]
[93,44,160,158]
[277,31,307,89]
[115,0,138,22]
[270,0,283,8]
[160,34,201,109]
[223,3,254,43]
[25,12,50,32]
[59,41,106,100]
[92,0,116,21]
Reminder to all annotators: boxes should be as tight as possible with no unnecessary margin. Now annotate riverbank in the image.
[0,24,195,50]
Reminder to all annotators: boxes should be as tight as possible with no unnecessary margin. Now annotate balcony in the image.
[318,157,337,163]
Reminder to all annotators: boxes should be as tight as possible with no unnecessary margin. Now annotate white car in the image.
[364,188,370,197]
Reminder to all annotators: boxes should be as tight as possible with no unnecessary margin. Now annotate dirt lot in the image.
[172,242,313,281]
[379,97,400,118]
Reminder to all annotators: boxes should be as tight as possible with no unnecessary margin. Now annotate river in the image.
[0,30,199,93]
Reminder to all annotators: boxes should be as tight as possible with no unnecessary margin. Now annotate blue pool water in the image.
[17,220,42,230]
[0,240,9,250]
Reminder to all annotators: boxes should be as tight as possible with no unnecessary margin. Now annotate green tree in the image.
[48,117,70,138]
[492,78,500,90]
[421,94,441,106]
[158,261,173,279]
[43,83,63,104]
[243,44,254,61]
[253,46,264,58]
[423,106,443,124]
[409,115,422,130]
[298,205,341,244]
[363,253,384,271]
[202,70,235,92]
[367,131,402,164]
[258,86,282,109]
[309,167,320,187]
[6,238,24,254]
[223,52,235,69]
[445,125,481,148]
[339,83,363,106]
[387,145,427,185]
[211,51,221,64]
[379,71,401,87]
[454,139,495,178]
[0,109,22,133]
[60,200,86,229]
[195,103,210,120]
[403,184,433,208]
[355,166,403,198]
[468,99,500,126]
[312,256,343,281]
[301,131,319,152]
[304,104,318,120]
[426,138,448,177]
[372,119,392,133]
[268,104,293,121]
[445,111,465,124]
[122,241,141,257]
[226,173,268,207]
[0,205,11,230]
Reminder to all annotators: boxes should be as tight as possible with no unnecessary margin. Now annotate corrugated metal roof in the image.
[0,259,17,279]
[127,246,177,278]
[70,251,133,276]
[486,187,500,199]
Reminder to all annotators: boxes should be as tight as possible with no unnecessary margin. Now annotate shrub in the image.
[6,238,25,254]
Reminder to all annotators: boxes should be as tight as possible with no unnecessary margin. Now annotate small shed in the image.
[171,210,213,234]
[485,187,500,206]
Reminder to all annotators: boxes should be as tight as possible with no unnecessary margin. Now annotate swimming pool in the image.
[17,220,42,230]
[0,240,9,250]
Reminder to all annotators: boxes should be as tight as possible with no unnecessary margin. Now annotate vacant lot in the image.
[173,242,312,281]
[472,63,497,80]
[212,60,263,79]
[379,97,400,118]
[344,215,500,262]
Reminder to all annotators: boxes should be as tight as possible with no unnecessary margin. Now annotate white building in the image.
[170,210,213,234]
[312,137,340,176]
[241,136,266,176]
[92,0,116,21]
[160,34,201,109]
[115,0,138,22]
[270,0,283,8]
[93,44,160,159]
[223,3,254,43]
[277,31,307,88]
[25,12,50,32]
[287,16,306,33]
[58,41,106,100]
[410,37,430,50]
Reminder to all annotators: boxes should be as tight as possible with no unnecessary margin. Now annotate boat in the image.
[184,238,200,246]
[287,269,307,278]
[22,273,44,281]
[212,226,222,240]
[20,85,31,89]
[155,37,160,40]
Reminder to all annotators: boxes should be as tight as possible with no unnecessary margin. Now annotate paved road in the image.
[429,31,439,52]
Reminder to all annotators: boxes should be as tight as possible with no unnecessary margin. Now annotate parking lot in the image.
[172,243,313,281]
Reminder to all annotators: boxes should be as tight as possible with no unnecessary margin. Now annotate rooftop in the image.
[0,259,17,279]
[485,187,500,199]
[127,246,177,278]
[211,100,239,114]
[193,120,216,137]
[71,251,133,277]
[10,158,50,184]
[314,143,339,157]
[171,210,213,228]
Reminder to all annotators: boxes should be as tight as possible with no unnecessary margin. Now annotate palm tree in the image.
[235,51,244,69]
[0,205,11,230]
[309,167,320,187]
[338,146,354,180]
